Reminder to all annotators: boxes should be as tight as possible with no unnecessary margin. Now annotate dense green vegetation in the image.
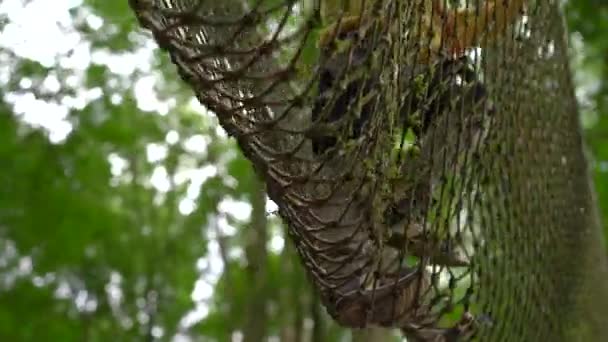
[0,1,605,340]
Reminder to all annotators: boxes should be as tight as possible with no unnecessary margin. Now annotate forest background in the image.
[0,0,606,341]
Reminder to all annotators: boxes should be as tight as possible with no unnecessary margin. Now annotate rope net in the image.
[128,0,608,340]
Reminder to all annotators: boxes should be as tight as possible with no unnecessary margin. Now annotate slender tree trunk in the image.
[352,327,397,342]
[279,237,302,342]
[311,291,325,342]
[243,174,269,342]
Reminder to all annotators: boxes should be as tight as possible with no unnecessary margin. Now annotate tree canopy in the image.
[0,1,606,341]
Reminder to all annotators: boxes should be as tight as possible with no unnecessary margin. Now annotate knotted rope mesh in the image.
[129,0,608,340]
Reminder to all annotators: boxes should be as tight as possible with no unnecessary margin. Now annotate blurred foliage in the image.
[566,1,608,236]
[0,0,605,341]
[0,0,351,340]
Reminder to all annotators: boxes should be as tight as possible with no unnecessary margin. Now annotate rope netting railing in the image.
[128,0,608,340]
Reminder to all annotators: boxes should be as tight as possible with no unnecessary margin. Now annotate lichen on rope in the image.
[129,0,608,340]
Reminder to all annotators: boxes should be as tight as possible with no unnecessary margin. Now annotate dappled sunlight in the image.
[0,0,83,66]
[0,0,265,340]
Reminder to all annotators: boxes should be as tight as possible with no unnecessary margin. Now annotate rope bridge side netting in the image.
[128,0,608,340]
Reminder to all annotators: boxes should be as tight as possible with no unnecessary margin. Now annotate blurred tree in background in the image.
[0,0,605,341]
[566,1,608,238]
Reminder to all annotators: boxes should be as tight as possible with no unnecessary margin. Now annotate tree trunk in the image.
[352,327,397,342]
[243,174,269,342]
